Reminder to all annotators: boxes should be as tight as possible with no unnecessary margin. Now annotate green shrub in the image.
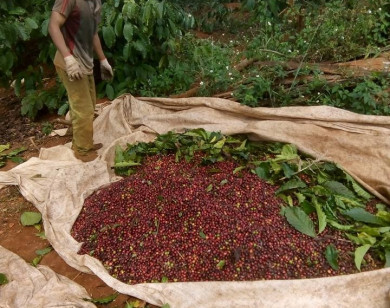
[21,82,67,120]
[0,0,53,87]
[98,0,195,99]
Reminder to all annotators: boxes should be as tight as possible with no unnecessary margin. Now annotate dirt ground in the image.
[0,88,154,308]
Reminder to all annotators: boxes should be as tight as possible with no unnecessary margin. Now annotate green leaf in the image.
[376,203,388,211]
[206,184,213,192]
[125,302,134,308]
[294,192,306,204]
[0,51,14,72]
[335,195,364,208]
[84,293,118,304]
[21,212,42,226]
[57,103,69,116]
[346,233,376,246]
[301,200,315,215]
[220,179,228,186]
[281,163,295,178]
[310,185,329,197]
[328,220,354,231]
[275,179,307,194]
[313,198,327,234]
[114,145,124,163]
[284,206,316,238]
[351,180,372,200]
[114,161,141,168]
[25,17,39,30]
[115,16,124,37]
[385,250,390,268]
[199,230,206,239]
[377,210,390,223]
[106,84,115,100]
[161,304,171,308]
[10,157,24,164]
[0,144,10,153]
[216,260,226,270]
[123,23,134,42]
[16,23,29,41]
[35,246,52,256]
[254,163,271,180]
[233,166,245,174]
[35,232,46,239]
[156,1,165,19]
[41,19,50,36]
[354,244,371,271]
[274,144,299,162]
[323,181,355,199]
[133,39,148,58]
[14,78,22,96]
[161,276,169,283]
[325,244,339,270]
[7,147,27,157]
[235,139,247,151]
[102,25,116,48]
[32,255,43,267]
[343,208,386,226]
[123,42,131,61]
[9,7,27,15]
[0,273,8,285]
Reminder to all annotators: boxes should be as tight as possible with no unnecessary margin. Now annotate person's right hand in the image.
[64,55,83,81]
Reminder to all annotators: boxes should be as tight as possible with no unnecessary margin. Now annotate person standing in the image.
[48,0,113,161]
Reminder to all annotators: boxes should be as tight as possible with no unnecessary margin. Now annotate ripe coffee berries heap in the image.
[72,153,380,284]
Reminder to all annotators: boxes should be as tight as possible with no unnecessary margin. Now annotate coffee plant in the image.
[0,0,54,86]
[170,0,235,33]
[1,0,390,117]
[0,0,67,119]
[98,0,195,99]
[234,68,390,115]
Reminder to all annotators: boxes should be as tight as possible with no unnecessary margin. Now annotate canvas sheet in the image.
[0,94,389,307]
[0,246,95,308]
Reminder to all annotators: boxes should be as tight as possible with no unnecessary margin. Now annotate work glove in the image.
[64,55,83,81]
[100,58,114,80]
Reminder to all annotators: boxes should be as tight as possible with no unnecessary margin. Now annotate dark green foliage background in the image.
[1,0,390,118]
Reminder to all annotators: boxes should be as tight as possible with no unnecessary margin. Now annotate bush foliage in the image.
[1,0,390,118]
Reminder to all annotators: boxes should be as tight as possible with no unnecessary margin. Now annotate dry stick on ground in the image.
[29,137,39,151]
[170,86,200,99]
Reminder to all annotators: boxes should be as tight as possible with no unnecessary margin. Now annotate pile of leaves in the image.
[0,144,26,168]
[71,129,389,284]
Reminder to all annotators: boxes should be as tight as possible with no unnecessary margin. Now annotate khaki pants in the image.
[56,66,96,153]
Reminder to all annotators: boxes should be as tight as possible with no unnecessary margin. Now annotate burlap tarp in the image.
[0,94,389,307]
[0,246,95,308]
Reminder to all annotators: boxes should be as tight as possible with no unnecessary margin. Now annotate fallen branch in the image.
[169,86,200,98]
[29,137,39,151]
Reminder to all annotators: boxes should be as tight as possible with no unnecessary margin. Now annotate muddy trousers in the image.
[56,66,96,153]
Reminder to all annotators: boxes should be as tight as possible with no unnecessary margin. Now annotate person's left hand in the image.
[100,58,114,80]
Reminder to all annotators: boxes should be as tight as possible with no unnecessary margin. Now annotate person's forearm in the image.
[93,33,106,61]
[48,12,71,58]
